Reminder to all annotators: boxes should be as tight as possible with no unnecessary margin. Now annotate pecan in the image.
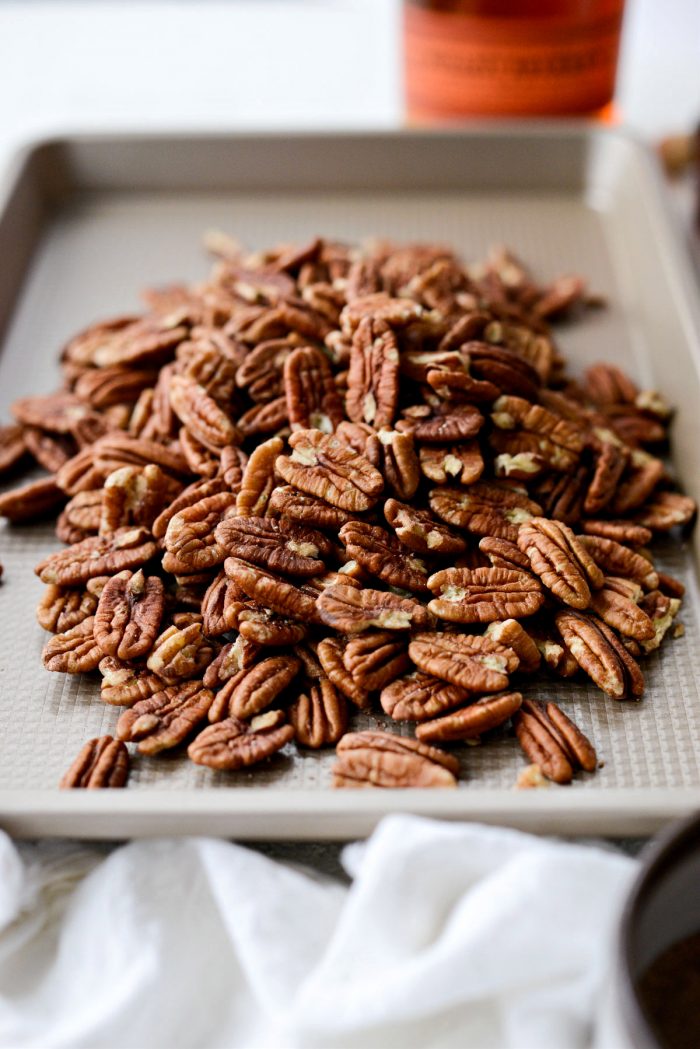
[42,616,102,673]
[60,489,103,538]
[364,428,420,501]
[237,605,308,646]
[215,516,329,577]
[74,365,157,408]
[578,535,659,590]
[290,677,348,748]
[316,636,370,707]
[55,447,106,496]
[634,491,696,531]
[36,584,98,633]
[408,632,519,692]
[235,436,283,517]
[532,464,589,526]
[35,528,157,586]
[580,520,652,547]
[151,476,227,539]
[429,482,542,543]
[345,316,399,428]
[427,566,544,624]
[384,498,465,556]
[554,610,644,699]
[490,395,584,472]
[332,731,458,789]
[92,318,188,369]
[484,619,541,673]
[201,571,248,636]
[209,654,300,722]
[94,570,165,660]
[162,491,237,573]
[340,294,425,337]
[93,433,190,478]
[317,584,434,633]
[237,396,288,437]
[12,392,93,434]
[517,518,604,608]
[0,477,65,522]
[224,556,321,622]
[188,710,294,770]
[267,485,353,531]
[583,434,628,515]
[342,631,410,690]
[99,656,164,706]
[411,405,484,443]
[584,363,638,406]
[100,464,182,535]
[0,423,27,476]
[638,590,681,653]
[416,690,522,743]
[513,699,597,784]
[611,451,665,514]
[202,636,261,689]
[284,345,344,432]
[178,343,239,406]
[235,338,297,400]
[276,429,383,512]
[589,584,655,641]
[146,621,217,682]
[116,681,214,754]
[478,536,532,573]
[23,427,74,473]
[180,429,220,478]
[380,671,471,721]
[219,445,248,489]
[418,442,484,486]
[656,572,685,599]
[338,520,430,593]
[59,736,129,789]
[460,341,541,400]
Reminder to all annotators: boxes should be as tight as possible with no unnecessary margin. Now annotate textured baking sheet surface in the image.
[1,187,699,795]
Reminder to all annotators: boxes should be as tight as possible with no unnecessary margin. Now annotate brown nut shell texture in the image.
[517,518,604,609]
[188,710,294,770]
[60,736,129,789]
[427,566,544,624]
[94,569,165,661]
[333,730,459,788]
[276,429,383,512]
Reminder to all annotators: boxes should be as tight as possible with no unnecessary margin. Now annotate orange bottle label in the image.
[404,4,625,119]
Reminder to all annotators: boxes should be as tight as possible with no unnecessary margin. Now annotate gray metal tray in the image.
[1,127,700,839]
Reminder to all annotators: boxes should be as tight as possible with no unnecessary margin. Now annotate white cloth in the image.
[0,816,635,1049]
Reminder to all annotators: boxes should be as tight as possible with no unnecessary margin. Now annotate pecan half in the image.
[342,631,410,690]
[408,632,519,691]
[237,605,308,646]
[365,429,420,501]
[0,477,65,522]
[146,621,217,682]
[611,451,665,514]
[100,464,181,535]
[0,423,27,476]
[638,590,681,653]
[162,491,237,573]
[188,710,294,769]
[35,527,157,586]
[484,619,541,673]
[339,520,430,593]
[634,491,696,531]
[284,345,344,432]
[116,681,214,754]
[490,395,584,472]
[380,670,471,721]
[513,699,597,784]
[267,485,353,531]
[99,656,164,706]
[332,731,458,788]
[427,565,544,624]
[345,315,400,428]
[384,498,466,556]
[290,677,348,748]
[429,482,542,543]
[36,584,98,634]
[235,436,284,517]
[42,616,102,673]
[23,427,74,473]
[416,690,522,743]
[93,433,190,478]
[209,654,300,721]
[224,556,321,622]
[59,736,129,789]
[581,520,652,547]
[589,584,655,641]
[578,535,659,590]
[554,610,644,699]
[316,584,434,633]
[215,516,329,577]
[12,392,93,434]
[94,569,165,660]
[517,518,604,608]
[418,442,484,486]
[316,636,370,707]
[411,406,484,443]
[203,636,261,688]
[478,536,532,573]
[201,571,248,636]
[276,429,383,512]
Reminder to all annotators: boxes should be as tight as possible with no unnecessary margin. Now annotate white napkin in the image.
[0,815,635,1049]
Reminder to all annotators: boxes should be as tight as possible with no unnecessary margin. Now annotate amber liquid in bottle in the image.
[404,0,625,120]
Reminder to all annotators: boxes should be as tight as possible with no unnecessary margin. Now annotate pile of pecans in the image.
[0,236,696,791]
